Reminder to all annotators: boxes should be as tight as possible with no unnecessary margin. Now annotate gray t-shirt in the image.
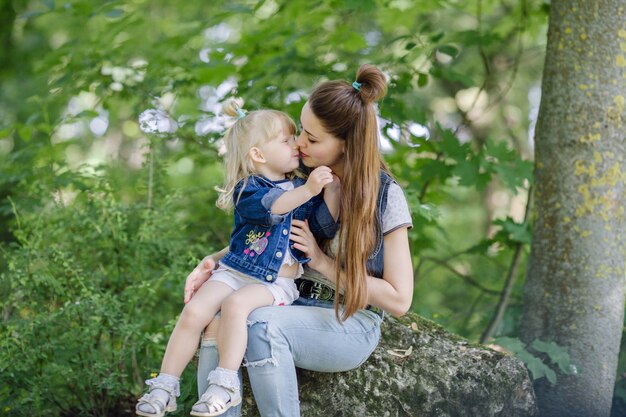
[301,182,412,288]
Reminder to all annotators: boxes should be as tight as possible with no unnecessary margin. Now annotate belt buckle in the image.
[310,282,323,300]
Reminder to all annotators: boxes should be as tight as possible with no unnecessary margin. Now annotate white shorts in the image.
[209,266,299,306]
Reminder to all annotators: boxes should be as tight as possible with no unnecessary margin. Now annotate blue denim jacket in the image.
[220,175,339,283]
[366,171,394,279]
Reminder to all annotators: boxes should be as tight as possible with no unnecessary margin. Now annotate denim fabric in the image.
[197,301,382,417]
[197,338,242,416]
[197,171,397,416]
[365,171,393,279]
[221,175,338,283]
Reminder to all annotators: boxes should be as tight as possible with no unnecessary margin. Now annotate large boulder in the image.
[241,312,538,416]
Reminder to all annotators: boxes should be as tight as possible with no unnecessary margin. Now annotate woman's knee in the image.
[245,309,279,367]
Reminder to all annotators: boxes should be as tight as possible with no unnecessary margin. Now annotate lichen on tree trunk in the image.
[520,2,626,416]
[240,313,537,416]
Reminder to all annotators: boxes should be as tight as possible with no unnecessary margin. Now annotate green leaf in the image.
[438,45,458,58]
[417,72,428,87]
[493,217,531,245]
[0,127,13,138]
[429,32,445,42]
[493,336,525,354]
[517,351,557,384]
[438,66,475,86]
[532,339,577,375]
[437,126,467,161]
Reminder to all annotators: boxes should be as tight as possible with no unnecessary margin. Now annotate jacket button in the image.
[282,229,288,235]
[265,274,273,281]
[276,251,283,258]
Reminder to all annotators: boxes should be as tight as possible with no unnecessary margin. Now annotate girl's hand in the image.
[183,256,216,304]
[304,166,334,196]
[290,219,327,271]
[323,173,341,193]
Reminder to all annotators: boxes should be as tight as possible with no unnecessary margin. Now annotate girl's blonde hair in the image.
[308,64,390,320]
[215,98,297,210]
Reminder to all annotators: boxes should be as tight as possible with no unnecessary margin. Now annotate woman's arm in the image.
[364,227,413,316]
[290,220,413,317]
[183,246,229,303]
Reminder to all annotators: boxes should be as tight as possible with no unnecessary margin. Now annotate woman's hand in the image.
[290,219,329,272]
[183,256,216,304]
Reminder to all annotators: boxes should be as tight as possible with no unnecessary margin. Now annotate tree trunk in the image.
[520,2,626,417]
[240,313,537,417]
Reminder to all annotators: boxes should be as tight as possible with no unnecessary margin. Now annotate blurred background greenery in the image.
[1,0,622,416]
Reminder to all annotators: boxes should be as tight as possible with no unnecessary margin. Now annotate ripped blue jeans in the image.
[197,297,383,417]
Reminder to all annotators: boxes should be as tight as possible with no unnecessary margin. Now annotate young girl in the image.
[135,99,340,417]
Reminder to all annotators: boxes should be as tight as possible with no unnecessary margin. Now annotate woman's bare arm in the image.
[364,227,413,316]
[290,220,413,317]
[183,246,229,303]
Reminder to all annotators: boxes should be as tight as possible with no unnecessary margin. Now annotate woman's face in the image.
[297,102,345,174]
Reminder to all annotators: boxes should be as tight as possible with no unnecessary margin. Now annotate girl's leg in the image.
[245,305,382,417]
[218,284,275,370]
[192,285,274,416]
[161,280,234,376]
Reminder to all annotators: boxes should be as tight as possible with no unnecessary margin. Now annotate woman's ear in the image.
[249,147,266,163]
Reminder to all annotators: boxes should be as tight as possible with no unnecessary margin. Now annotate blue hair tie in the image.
[352,81,362,91]
[236,108,247,119]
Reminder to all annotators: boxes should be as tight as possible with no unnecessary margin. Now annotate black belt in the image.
[295,278,383,317]
[296,278,341,302]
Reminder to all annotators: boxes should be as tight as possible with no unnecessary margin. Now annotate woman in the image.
[187,64,413,417]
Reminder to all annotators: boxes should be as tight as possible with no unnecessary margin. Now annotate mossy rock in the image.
[241,312,538,416]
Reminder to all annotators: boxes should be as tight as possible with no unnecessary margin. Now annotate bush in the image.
[0,179,208,416]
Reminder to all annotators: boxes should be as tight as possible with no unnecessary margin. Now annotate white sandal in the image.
[135,378,178,417]
[191,368,241,417]
[190,388,241,417]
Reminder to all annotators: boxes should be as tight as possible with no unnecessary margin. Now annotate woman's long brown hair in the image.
[308,64,388,320]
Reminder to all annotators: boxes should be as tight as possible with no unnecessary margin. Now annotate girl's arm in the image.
[290,220,413,317]
[183,246,229,303]
[271,166,334,214]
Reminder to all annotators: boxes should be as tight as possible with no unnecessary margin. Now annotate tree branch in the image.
[421,256,500,295]
[480,184,533,343]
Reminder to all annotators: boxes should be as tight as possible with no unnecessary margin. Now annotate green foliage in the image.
[0,178,206,416]
[2,0,595,413]
[495,337,577,385]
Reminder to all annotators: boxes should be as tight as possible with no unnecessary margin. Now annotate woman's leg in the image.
[197,319,242,417]
[244,305,382,417]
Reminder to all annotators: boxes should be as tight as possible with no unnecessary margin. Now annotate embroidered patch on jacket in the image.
[244,230,270,257]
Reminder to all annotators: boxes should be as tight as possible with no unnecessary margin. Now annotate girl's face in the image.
[257,128,300,180]
[297,102,345,175]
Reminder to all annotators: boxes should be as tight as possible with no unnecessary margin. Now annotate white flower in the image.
[195,116,227,136]
[139,109,177,134]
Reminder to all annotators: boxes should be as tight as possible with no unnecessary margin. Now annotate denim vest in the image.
[365,171,394,279]
[220,175,339,283]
